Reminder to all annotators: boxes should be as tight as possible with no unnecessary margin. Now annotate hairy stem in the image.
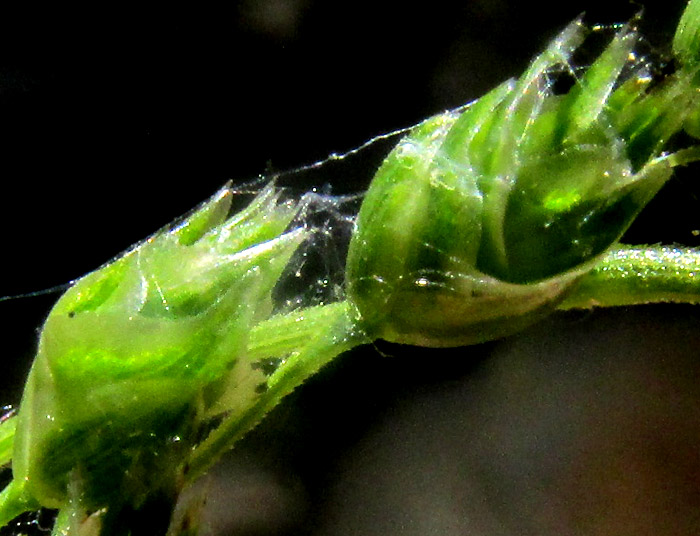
[186,300,365,481]
[559,246,700,309]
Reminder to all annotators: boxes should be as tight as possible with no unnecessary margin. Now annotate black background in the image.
[1,0,696,402]
[2,2,700,535]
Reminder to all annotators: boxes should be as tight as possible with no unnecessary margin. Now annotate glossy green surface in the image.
[1,185,308,530]
[4,2,700,534]
[346,8,700,346]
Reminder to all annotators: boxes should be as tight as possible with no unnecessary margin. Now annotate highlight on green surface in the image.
[675,0,700,66]
[0,412,15,469]
[346,6,700,347]
[0,184,364,535]
[2,1,700,535]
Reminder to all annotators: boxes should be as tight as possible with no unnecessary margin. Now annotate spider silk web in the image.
[0,118,421,536]
[2,19,700,536]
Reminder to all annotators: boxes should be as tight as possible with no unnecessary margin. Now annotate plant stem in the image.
[559,246,700,309]
[185,300,365,481]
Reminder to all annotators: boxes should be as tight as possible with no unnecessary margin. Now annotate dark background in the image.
[2,2,700,535]
[1,0,696,404]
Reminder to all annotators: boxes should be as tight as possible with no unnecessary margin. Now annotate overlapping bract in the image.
[1,185,306,527]
[347,16,700,347]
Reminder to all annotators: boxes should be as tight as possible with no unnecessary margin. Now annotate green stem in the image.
[559,246,700,309]
[0,480,39,531]
[186,300,365,481]
[51,508,74,536]
[246,302,354,360]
